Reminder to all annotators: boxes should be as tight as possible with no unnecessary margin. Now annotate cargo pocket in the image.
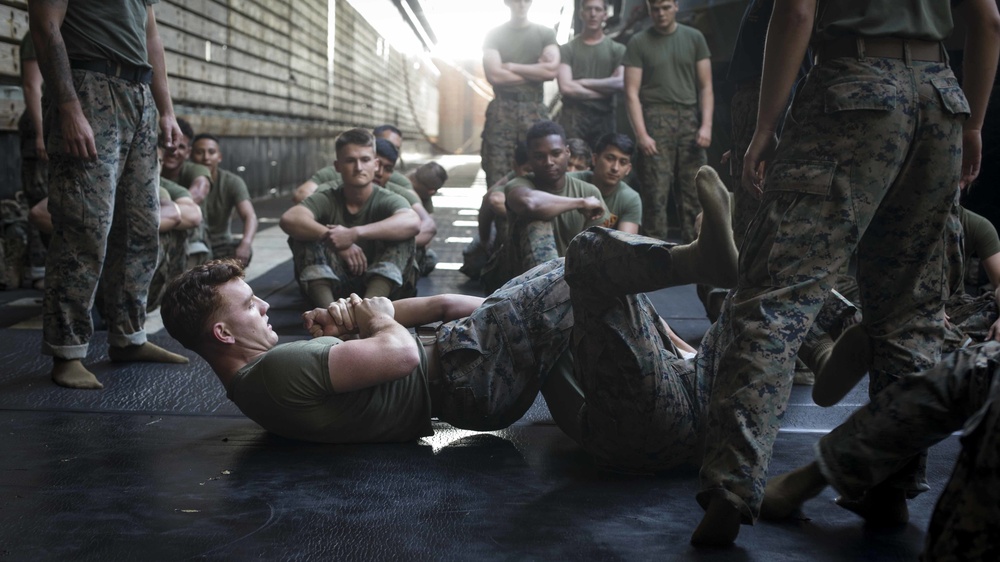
[932,77,971,116]
[765,159,837,196]
[824,80,897,113]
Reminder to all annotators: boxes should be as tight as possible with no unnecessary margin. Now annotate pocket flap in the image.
[766,160,837,196]
[932,77,971,116]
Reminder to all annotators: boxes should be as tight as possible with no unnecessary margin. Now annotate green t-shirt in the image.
[815,0,953,42]
[227,337,433,443]
[559,35,626,113]
[159,177,192,201]
[961,206,1000,261]
[567,171,641,229]
[504,174,609,256]
[300,184,411,261]
[170,160,213,190]
[622,24,710,106]
[483,21,558,98]
[205,168,251,250]
[383,181,420,206]
[62,0,157,70]
[20,33,35,62]
[310,165,340,185]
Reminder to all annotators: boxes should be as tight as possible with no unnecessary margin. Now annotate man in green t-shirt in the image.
[159,169,738,457]
[280,129,420,308]
[623,0,713,243]
[568,133,642,234]
[160,118,213,268]
[191,133,258,266]
[557,0,626,148]
[481,0,560,188]
[484,120,608,294]
[373,139,436,285]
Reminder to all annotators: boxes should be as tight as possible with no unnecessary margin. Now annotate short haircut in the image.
[579,0,610,10]
[513,141,529,165]
[566,138,593,162]
[335,128,376,155]
[375,138,399,162]
[414,161,448,189]
[525,120,566,146]
[161,259,245,351]
[176,118,195,141]
[594,133,635,157]
[192,133,221,147]
[373,124,402,138]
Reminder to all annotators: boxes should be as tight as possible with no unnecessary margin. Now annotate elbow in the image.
[397,340,421,376]
[278,211,296,234]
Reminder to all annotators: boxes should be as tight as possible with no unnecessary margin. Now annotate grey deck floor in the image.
[0,156,953,560]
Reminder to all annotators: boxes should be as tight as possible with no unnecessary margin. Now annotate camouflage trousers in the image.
[698,57,967,521]
[480,217,560,295]
[19,111,49,277]
[635,103,706,242]
[147,229,188,311]
[435,227,712,471]
[211,241,252,265]
[481,95,549,188]
[816,342,1000,561]
[43,71,160,359]
[558,102,614,150]
[288,237,416,299]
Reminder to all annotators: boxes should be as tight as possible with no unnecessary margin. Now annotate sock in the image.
[306,280,335,309]
[760,462,828,520]
[690,496,742,547]
[364,276,393,299]
[813,324,871,407]
[51,359,104,390]
[108,342,189,364]
[668,166,738,288]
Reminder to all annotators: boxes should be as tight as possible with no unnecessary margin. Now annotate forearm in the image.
[961,0,1000,131]
[505,61,558,82]
[624,89,648,138]
[145,12,175,122]
[576,75,624,93]
[29,6,76,108]
[486,67,528,86]
[415,216,437,247]
[508,188,586,220]
[699,85,714,131]
[175,199,202,228]
[354,210,420,242]
[280,207,328,241]
[478,198,496,244]
[561,82,604,100]
[756,1,815,132]
[240,212,258,247]
[292,180,318,203]
[158,201,181,232]
[391,294,486,328]
[188,176,210,204]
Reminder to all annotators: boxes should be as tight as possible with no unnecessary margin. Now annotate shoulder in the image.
[385,182,420,205]
[504,176,536,193]
[371,186,412,211]
[160,177,191,201]
[532,23,558,43]
[565,175,600,196]
[220,169,249,193]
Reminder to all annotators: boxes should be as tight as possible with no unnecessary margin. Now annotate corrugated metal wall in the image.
[0,0,440,199]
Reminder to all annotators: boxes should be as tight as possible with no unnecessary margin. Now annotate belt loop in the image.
[856,37,865,59]
[902,40,913,67]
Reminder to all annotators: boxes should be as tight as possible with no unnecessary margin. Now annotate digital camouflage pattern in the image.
[565,228,710,472]
[698,56,968,521]
[288,236,416,300]
[635,104,706,242]
[814,342,1000,561]
[147,229,187,311]
[19,109,49,280]
[43,71,160,359]
[558,103,614,151]
[481,96,549,188]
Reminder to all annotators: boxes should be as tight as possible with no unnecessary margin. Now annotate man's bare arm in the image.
[146,7,181,149]
[557,64,603,100]
[503,44,560,82]
[506,185,605,221]
[478,194,498,245]
[352,208,420,242]
[575,66,625,94]
[616,221,640,234]
[411,203,437,248]
[280,204,327,241]
[624,65,656,156]
[235,200,258,263]
[957,0,1000,188]
[21,56,47,160]
[325,297,420,393]
[695,58,714,148]
[187,175,210,204]
[483,49,527,86]
[30,0,96,159]
[174,196,202,229]
[292,179,319,203]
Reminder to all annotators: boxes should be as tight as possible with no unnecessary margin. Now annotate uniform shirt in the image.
[567,171,642,229]
[962,206,1000,261]
[483,22,558,98]
[310,165,339,185]
[61,0,157,69]
[559,35,626,113]
[622,23,711,106]
[504,174,609,256]
[227,337,433,443]
[815,0,953,42]
[383,182,420,206]
[205,168,251,251]
[19,32,35,62]
[159,177,192,201]
[300,184,412,261]
[171,161,212,190]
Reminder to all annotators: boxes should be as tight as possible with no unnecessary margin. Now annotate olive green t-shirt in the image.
[567,171,641,229]
[227,337,433,443]
[159,177,192,201]
[62,0,157,70]
[504,174,609,256]
[20,32,35,62]
[815,0,953,42]
[559,35,626,113]
[310,165,340,185]
[170,161,213,190]
[300,184,411,260]
[961,206,1000,261]
[483,21,558,98]
[622,24,711,106]
[205,168,251,250]
[383,181,420,206]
